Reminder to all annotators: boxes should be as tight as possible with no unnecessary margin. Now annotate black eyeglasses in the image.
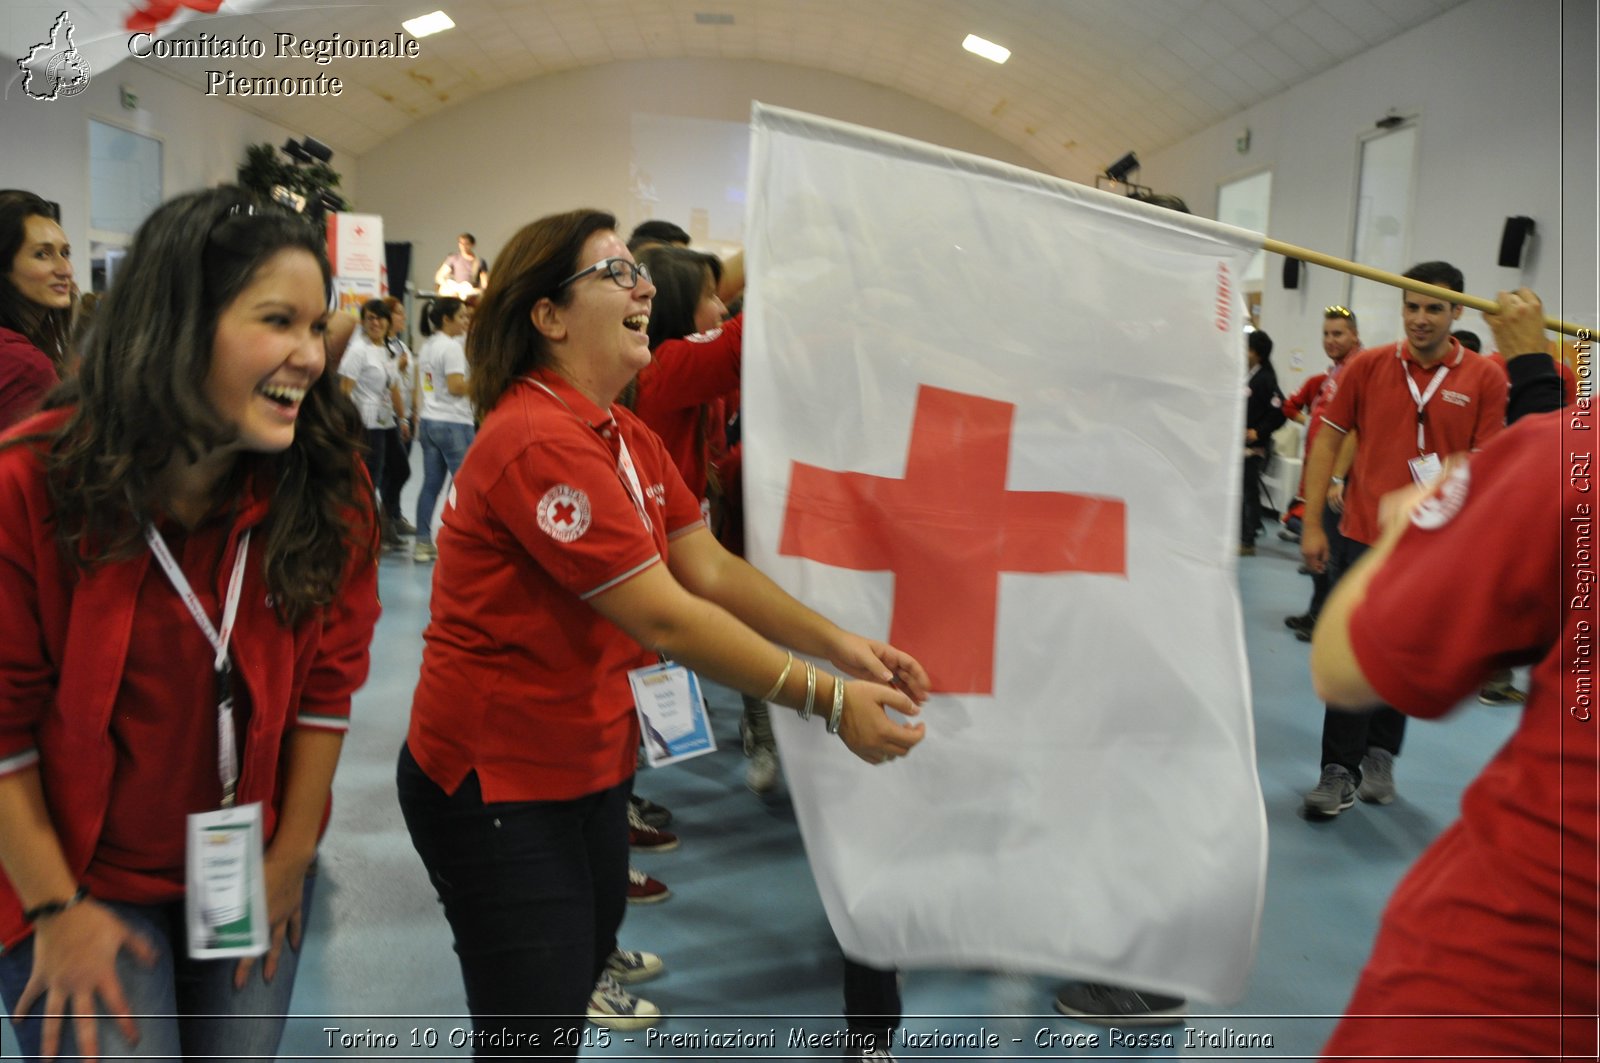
[1324,305,1353,318]
[558,257,650,290]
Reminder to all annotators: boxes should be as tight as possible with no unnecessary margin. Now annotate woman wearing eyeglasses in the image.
[397,209,930,1058]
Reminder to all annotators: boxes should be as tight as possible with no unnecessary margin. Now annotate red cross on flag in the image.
[742,104,1267,1004]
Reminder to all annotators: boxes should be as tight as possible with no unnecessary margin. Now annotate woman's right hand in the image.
[14,900,158,1063]
[835,679,926,765]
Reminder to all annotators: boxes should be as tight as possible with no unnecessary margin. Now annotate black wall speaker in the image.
[1282,256,1301,289]
[1497,216,1535,268]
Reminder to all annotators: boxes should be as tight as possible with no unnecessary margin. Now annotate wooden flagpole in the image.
[1262,237,1594,339]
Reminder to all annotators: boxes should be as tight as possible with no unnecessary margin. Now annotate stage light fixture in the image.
[1104,151,1139,183]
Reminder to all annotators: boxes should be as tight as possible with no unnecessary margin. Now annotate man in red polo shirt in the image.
[1298,261,1507,816]
[1282,306,1362,639]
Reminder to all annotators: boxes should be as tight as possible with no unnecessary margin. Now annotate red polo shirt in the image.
[1318,340,1506,545]
[631,313,743,501]
[407,370,704,802]
[1323,414,1597,1058]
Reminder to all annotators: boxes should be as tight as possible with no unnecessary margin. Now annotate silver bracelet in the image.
[760,651,794,703]
[799,661,817,720]
[826,674,845,734]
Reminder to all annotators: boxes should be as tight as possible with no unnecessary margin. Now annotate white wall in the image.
[1144,0,1597,392]
[0,60,360,290]
[355,57,1048,286]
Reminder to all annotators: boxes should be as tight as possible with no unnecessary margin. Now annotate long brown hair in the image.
[0,189,72,368]
[468,209,615,415]
[10,187,374,625]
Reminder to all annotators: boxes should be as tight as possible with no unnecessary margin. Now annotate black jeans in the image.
[1318,536,1406,777]
[362,428,391,510]
[1241,452,1267,546]
[843,955,901,1052]
[397,744,630,1060]
[382,428,413,522]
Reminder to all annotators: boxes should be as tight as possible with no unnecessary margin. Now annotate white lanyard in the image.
[145,525,251,807]
[1399,342,1454,454]
[614,433,652,531]
[525,377,653,531]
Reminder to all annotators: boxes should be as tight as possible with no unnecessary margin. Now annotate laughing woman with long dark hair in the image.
[0,187,381,1061]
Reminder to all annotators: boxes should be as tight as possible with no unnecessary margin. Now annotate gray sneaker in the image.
[1357,748,1396,805]
[741,696,780,794]
[1304,764,1356,817]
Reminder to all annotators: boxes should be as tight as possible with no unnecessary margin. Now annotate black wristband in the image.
[22,885,89,923]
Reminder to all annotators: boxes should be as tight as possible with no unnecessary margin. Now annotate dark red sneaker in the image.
[627,866,671,904]
[628,805,679,852]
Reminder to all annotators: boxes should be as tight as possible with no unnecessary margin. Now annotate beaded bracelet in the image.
[826,673,846,734]
[799,661,817,720]
[760,651,794,703]
[23,885,89,924]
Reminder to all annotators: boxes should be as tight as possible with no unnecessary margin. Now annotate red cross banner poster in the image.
[326,211,387,314]
[741,103,1268,1003]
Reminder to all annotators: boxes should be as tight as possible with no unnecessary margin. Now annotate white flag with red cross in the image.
[741,104,1267,1003]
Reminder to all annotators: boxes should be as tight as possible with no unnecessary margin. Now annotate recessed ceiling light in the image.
[403,11,455,38]
[962,34,1009,64]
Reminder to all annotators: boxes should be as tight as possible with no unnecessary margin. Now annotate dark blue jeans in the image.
[1319,535,1406,777]
[396,743,630,1060]
[0,877,313,1062]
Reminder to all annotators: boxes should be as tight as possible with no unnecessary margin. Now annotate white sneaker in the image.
[605,947,664,985]
[412,541,437,562]
[587,971,662,1030]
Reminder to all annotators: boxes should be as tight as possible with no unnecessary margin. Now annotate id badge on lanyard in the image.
[145,524,270,958]
[628,661,717,768]
[1403,356,1450,488]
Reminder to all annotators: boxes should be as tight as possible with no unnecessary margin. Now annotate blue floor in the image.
[3,513,1521,1060]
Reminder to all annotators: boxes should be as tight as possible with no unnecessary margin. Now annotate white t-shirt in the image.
[417,332,474,426]
[338,332,399,429]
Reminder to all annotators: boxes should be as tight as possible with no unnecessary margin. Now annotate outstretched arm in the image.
[588,530,928,764]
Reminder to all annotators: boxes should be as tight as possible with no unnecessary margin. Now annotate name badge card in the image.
[628,662,717,768]
[185,803,269,959]
[1408,452,1444,488]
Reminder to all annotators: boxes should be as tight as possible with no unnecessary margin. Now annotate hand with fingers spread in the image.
[15,901,158,1063]
[232,850,313,991]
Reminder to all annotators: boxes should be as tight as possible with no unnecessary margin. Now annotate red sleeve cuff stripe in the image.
[666,520,704,541]
[1319,415,1349,433]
